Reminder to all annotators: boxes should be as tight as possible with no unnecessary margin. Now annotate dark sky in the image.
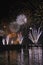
[0,0,42,21]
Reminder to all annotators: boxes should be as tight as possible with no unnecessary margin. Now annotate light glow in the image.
[16,14,27,25]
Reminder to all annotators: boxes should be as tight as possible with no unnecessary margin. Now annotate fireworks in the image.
[9,22,20,33]
[0,30,5,36]
[16,14,27,25]
[29,27,42,44]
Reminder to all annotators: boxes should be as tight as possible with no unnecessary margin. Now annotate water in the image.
[0,47,43,65]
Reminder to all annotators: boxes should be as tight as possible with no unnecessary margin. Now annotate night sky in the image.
[0,0,42,23]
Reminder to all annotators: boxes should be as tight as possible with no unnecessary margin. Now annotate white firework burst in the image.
[29,27,42,44]
[16,14,27,25]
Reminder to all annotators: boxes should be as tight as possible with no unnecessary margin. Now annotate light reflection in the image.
[0,47,42,65]
[29,47,42,65]
[20,48,24,65]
